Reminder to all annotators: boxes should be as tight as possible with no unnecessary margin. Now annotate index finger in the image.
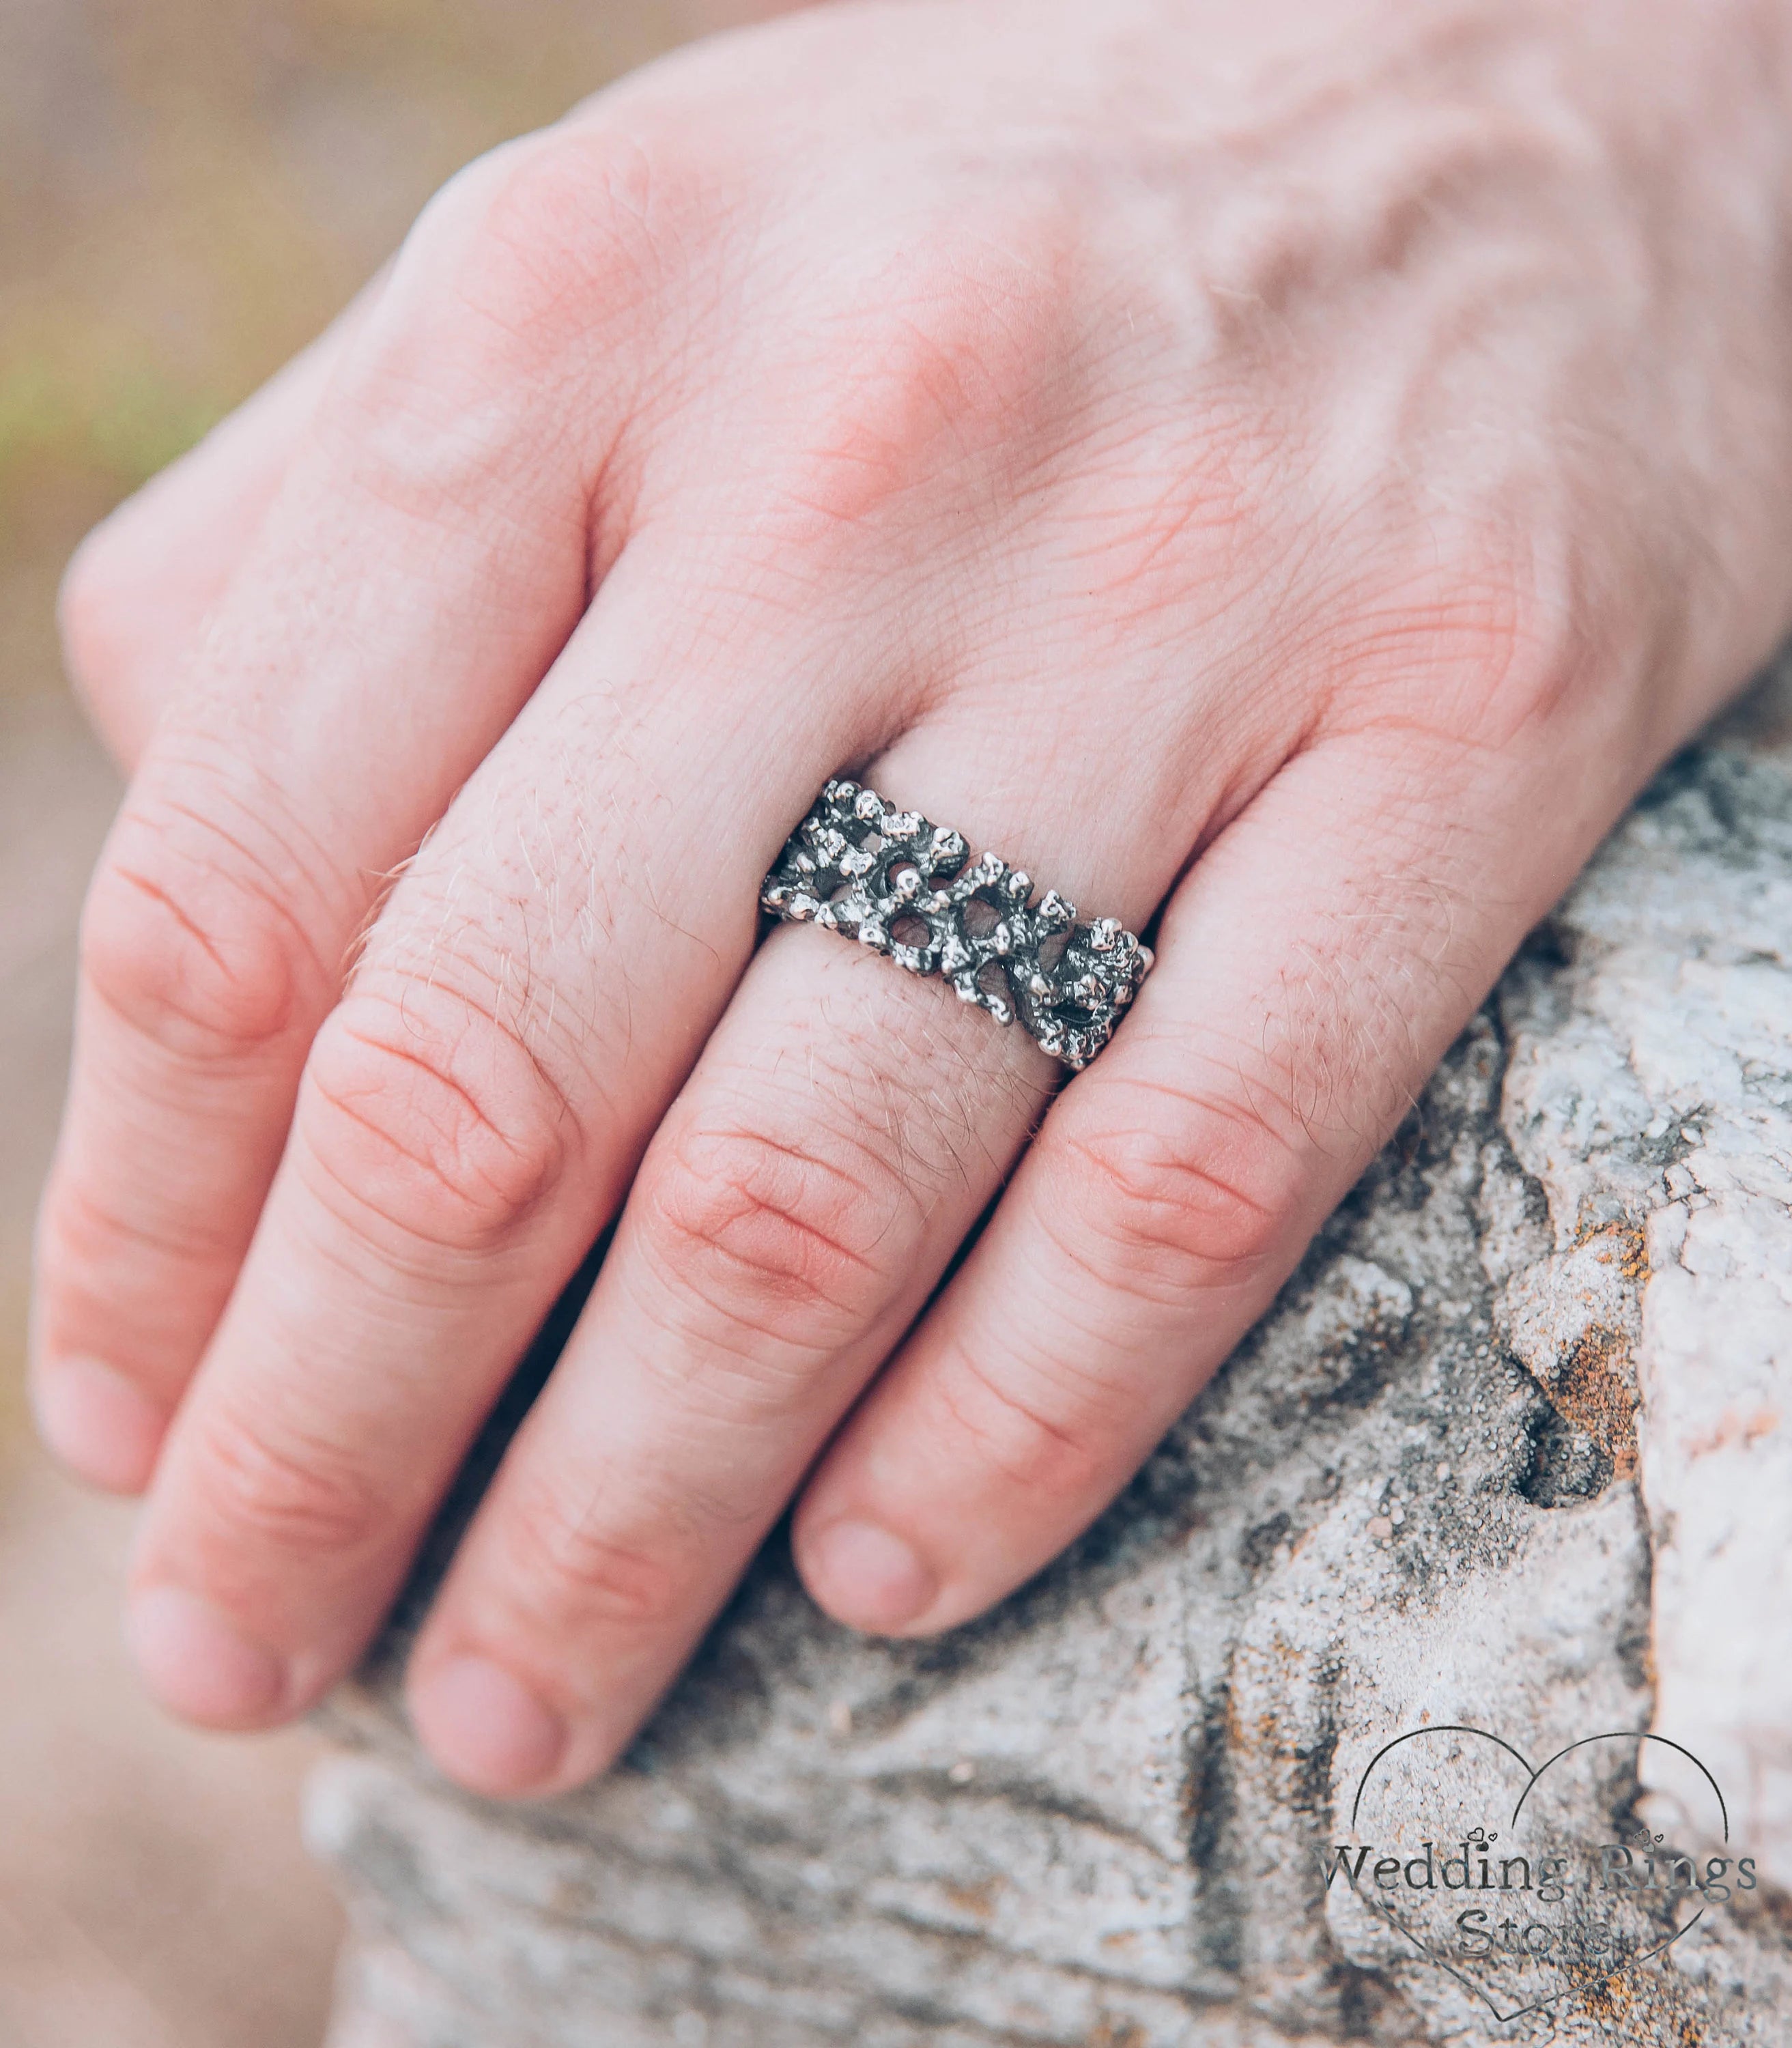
[31,131,646,1492]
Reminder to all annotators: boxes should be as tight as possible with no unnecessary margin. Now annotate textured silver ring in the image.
[760,779,1154,1070]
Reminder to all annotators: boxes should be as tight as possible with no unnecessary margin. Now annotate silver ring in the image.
[760,779,1154,1070]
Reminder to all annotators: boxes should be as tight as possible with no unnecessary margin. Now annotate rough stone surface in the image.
[310,667,1792,2048]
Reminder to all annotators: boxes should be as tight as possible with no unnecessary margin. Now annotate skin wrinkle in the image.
[996,1317,1143,1414]
[532,1376,816,1559]
[173,1399,397,1584]
[929,1343,1107,1499]
[281,1175,537,1311]
[46,1174,249,1273]
[370,919,608,1143]
[95,844,319,1065]
[326,1017,569,1199]
[647,1130,893,1286]
[498,1502,685,1634]
[629,1371,841,1507]
[1038,1135,1289,1311]
[302,1055,564,1260]
[136,777,351,943]
[274,1130,569,1319]
[619,1306,920,1475]
[623,1260,851,1391]
[634,1109,920,1340]
[283,1144,569,1312]
[86,857,320,1062]
[358,776,659,1137]
[104,868,238,989]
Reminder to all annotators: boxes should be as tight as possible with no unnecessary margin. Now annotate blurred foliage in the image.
[0,0,685,700]
[0,354,224,530]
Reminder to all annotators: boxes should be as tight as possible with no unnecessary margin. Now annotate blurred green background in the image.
[0,1,704,2040]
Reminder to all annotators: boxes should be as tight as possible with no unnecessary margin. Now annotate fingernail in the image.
[803,1518,938,1632]
[31,1356,167,1494]
[126,1584,288,1726]
[410,1655,568,1798]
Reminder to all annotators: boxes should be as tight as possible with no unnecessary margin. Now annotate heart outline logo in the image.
[1335,1725,1733,2028]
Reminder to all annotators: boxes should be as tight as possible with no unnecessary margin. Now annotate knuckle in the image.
[1333,539,1580,748]
[299,982,572,1256]
[368,126,664,389]
[318,125,677,526]
[502,1488,685,1634]
[635,1109,911,1352]
[763,226,1072,544]
[1045,1083,1298,1305]
[458,129,656,307]
[183,1398,387,1564]
[34,1169,239,1331]
[81,778,324,1062]
[934,1350,1110,1506]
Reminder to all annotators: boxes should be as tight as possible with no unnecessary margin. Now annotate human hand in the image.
[34,0,1792,1797]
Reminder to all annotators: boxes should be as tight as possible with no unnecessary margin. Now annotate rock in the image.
[309,666,1792,2048]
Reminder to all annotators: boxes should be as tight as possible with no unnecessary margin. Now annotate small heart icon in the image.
[1325,1725,1741,2028]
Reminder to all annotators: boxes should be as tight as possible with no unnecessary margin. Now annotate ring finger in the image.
[401,716,1244,1797]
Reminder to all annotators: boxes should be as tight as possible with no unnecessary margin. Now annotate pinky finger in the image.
[791,730,1599,1634]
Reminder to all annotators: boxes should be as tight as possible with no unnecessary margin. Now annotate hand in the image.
[34,0,1792,1798]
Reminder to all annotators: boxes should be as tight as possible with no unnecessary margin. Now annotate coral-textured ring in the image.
[760,779,1154,1070]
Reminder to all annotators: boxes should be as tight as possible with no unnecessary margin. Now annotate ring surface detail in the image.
[760,779,1153,1070]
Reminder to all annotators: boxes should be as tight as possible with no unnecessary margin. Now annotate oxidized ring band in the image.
[760,779,1153,1070]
